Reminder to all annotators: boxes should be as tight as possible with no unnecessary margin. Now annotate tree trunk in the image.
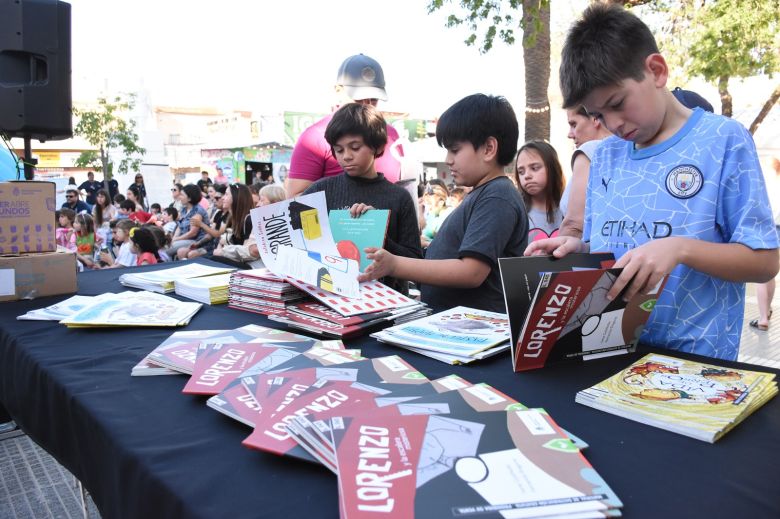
[749,82,780,135]
[718,75,733,117]
[522,0,551,141]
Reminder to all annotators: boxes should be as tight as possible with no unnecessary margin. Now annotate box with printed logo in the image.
[0,181,57,254]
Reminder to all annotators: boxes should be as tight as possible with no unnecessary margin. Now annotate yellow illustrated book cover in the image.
[576,353,778,442]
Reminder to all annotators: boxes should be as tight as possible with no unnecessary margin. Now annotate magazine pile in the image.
[119,263,236,294]
[244,192,429,338]
[576,353,778,443]
[499,253,666,372]
[174,273,232,305]
[371,306,511,364]
[133,325,623,518]
[44,291,202,328]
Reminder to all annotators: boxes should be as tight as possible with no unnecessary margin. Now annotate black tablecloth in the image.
[1,259,779,518]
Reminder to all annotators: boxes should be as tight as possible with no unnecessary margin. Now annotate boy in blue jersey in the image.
[359,94,528,313]
[526,4,779,361]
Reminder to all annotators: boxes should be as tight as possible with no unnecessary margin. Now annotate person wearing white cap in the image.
[285,54,403,198]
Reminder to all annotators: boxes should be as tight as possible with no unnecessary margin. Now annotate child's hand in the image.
[358,247,395,282]
[99,251,113,265]
[349,203,374,218]
[608,237,681,302]
[524,236,586,257]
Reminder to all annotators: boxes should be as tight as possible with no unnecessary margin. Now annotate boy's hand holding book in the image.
[348,203,374,218]
[609,236,683,302]
[524,235,588,258]
[358,247,395,282]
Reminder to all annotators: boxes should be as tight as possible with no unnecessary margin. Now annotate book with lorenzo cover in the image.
[332,408,622,518]
[576,353,778,443]
[241,355,430,459]
[498,253,615,365]
[513,267,664,372]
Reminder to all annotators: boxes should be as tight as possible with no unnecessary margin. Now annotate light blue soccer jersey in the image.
[584,108,778,360]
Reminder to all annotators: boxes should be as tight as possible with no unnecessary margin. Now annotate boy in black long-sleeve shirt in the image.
[303,103,422,294]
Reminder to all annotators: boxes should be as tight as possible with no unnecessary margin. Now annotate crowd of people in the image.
[57,169,286,271]
[52,4,780,363]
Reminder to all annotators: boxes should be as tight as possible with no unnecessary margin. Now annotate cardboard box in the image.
[0,181,57,254]
[0,251,77,302]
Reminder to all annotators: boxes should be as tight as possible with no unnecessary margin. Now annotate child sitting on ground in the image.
[74,213,96,269]
[100,219,138,269]
[129,227,160,266]
[56,208,77,251]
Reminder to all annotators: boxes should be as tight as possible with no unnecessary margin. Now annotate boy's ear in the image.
[481,136,499,162]
[645,53,669,88]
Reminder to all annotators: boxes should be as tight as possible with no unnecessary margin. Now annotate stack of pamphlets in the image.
[174,273,232,305]
[119,263,236,293]
[576,353,778,442]
[228,268,308,316]
[371,306,511,365]
[499,254,666,372]
[59,291,202,328]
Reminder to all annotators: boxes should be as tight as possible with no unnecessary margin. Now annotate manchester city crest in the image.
[666,165,703,199]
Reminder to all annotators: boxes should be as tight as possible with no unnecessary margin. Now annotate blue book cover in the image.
[328,209,390,272]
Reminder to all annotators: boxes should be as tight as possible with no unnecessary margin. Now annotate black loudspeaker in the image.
[0,0,72,141]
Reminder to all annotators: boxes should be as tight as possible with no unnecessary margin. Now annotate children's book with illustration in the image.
[513,267,664,372]
[118,263,236,293]
[498,253,615,363]
[328,209,390,272]
[371,306,511,362]
[331,408,622,518]
[59,291,202,328]
[576,353,778,442]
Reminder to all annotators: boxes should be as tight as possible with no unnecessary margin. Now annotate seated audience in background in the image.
[62,189,90,214]
[206,183,226,221]
[126,184,145,211]
[129,226,160,266]
[213,182,257,266]
[359,94,528,312]
[161,207,178,241]
[526,3,779,361]
[150,203,162,216]
[144,224,171,262]
[515,140,566,242]
[74,213,97,269]
[420,182,452,249]
[258,184,287,206]
[179,186,225,260]
[168,184,211,259]
[101,219,138,268]
[112,193,126,212]
[447,187,467,209]
[56,208,77,251]
[169,183,185,215]
[92,189,116,245]
[302,103,423,294]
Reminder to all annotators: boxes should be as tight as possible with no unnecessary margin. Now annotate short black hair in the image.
[324,103,388,158]
[181,184,202,205]
[120,200,136,212]
[150,203,162,212]
[164,206,178,220]
[560,3,659,108]
[435,94,519,166]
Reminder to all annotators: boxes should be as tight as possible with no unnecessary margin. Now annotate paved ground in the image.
[1,284,778,519]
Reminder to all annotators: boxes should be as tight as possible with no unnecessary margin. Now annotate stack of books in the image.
[59,291,202,328]
[119,263,236,293]
[576,353,778,442]
[372,306,511,364]
[174,273,232,305]
[228,268,308,316]
[269,278,430,339]
[194,344,622,518]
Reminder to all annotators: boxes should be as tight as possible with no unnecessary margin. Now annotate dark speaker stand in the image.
[23,135,37,181]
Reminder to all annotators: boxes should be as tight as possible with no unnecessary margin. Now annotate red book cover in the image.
[333,409,622,518]
[241,356,429,459]
[182,342,286,395]
[514,268,663,372]
[206,378,262,427]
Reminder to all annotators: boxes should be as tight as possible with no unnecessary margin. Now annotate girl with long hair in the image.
[73,213,97,269]
[129,227,161,266]
[92,189,116,244]
[514,140,566,242]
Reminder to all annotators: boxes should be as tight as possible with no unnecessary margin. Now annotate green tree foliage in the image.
[646,0,780,131]
[73,94,145,183]
[426,0,552,141]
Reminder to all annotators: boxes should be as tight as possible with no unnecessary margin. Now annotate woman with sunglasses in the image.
[206,183,226,221]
